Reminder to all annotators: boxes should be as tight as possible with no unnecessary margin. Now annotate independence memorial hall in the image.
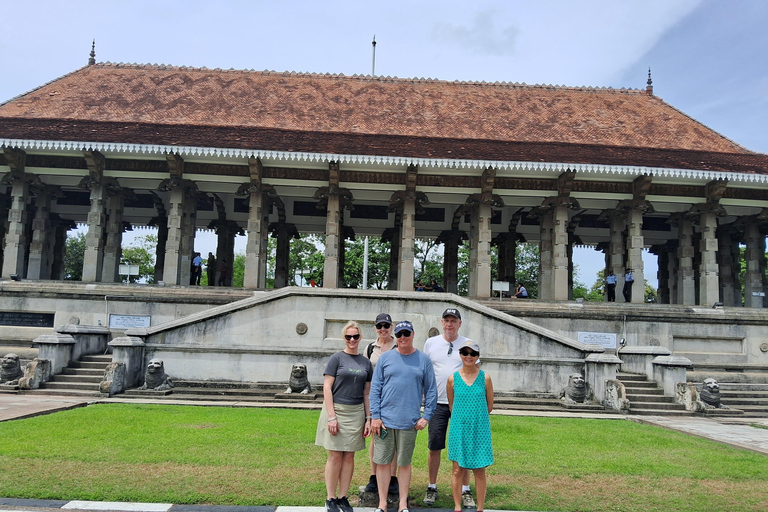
[1,49,767,408]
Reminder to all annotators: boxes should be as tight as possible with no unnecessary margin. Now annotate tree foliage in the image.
[120,234,157,283]
[64,231,86,280]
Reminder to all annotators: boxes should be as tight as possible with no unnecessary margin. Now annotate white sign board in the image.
[119,264,140,276]
[109,314,151,329]
[578,331,617,349]
[492,281,510,291]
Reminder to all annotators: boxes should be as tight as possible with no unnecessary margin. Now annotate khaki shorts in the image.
[315,402,366,452]
[373,427,418,467]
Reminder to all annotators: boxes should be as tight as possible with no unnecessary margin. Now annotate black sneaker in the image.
[325,498,340,512]
[337,496,353,512]
[363,474,378,493]
[388,476,399,495]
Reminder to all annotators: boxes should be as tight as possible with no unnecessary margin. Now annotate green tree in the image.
[64,232,86,280]
[232,253,246,287]
[289,234,325,286]
[341,236,391,289]
[514,242,540,299]
[120,234,157,283]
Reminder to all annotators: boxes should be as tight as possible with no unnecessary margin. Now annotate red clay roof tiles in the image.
[1,63,767,174]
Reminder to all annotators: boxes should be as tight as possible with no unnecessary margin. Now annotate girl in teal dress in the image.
[447,340,494,512]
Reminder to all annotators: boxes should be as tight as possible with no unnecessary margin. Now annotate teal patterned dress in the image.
[448,369,494,469]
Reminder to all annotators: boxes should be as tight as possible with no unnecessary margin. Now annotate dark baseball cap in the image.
[442,308,461,320]
[394,320,414,335]
[375,313,392,325]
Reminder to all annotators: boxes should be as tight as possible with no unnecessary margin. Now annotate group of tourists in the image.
[190,252,228,286]
[315,308,494,512]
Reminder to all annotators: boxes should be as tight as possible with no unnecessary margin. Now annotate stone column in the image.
[494,232,517,285]
[744,223,765,308]
[2,176,31,278]
[552,205,569,301]
[243,158,268,289]
[538,212,553,300]
[26,186,54,280]
[386,225,400,290]
[397,197,416,291]
[697,212,719,306]
[677,219,696,305]
[717,228,738,307]
[272,222,294,288]
[656,247,670,304]
[608,214,625,278]
[467,202,491,297]
[50,219,71,280]
[80,151,108,282]
[323,192,341,289]
[439,229,463,294]
[667,244,679,304]
[626,208,645,303]
[152,215,168,283]
[101,192,125,283]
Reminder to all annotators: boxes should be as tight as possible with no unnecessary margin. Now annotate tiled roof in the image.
[0,63,764,170]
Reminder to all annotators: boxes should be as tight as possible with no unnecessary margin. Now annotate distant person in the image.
[430,279,445,292]
[447,340,494,512]
[315,321,372,512]
[206,253,216,286]
[623,268,634,302]
[415,280,425,291]
[370,320,437,512]
[192,252,203,285]
[513,282,528,299]
[218,259,228,287]
[605,270,617,302]
[311,278,317,287]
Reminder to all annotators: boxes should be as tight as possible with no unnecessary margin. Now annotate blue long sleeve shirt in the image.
[369,348,437,430]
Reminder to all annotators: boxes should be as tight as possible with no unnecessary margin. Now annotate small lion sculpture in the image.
[285,363,312,394]
[1,353,24,385]
[699,377,729,409]
[139,359,174,391]
[559,373,593,404]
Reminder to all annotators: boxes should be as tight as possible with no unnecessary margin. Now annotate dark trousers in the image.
[606,283,616,302]
[623,281,633,302]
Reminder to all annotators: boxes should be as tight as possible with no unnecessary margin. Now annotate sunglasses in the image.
[375,322,391,329]
[344,334,360,340]
[395,330,412,338]
[459,349,479,357]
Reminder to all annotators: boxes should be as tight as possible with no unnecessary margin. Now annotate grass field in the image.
[0,403,767,512]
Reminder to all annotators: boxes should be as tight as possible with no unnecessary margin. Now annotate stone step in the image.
[719,397,768,406]
[80,354,112,363]
[62,367,104,377]
[622,381,660,389]
[616,373,649,382]
[628,408,694,417]
[69,361,111,370]
[626,393,676,404]
[625,386,664,395]
[26,388,106,398]
[51,374,102,384]
[41,381,101,391]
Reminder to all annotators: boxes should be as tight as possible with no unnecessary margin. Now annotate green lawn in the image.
[0,403,766,512]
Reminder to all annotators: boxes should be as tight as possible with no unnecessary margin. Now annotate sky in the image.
[2,0,767,287]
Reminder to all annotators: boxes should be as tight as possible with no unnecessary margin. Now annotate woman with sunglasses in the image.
[362,313,399,495]
[315,321,373,512]
[446,340,494,512]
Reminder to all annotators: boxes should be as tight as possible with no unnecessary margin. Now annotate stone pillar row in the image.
[2,155,768,305]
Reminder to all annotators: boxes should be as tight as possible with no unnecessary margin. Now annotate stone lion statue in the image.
[285,363,312,394]
[558,373,592,404]
[139,359,174,391]
[699,377,729,409]
[1,353,24,385]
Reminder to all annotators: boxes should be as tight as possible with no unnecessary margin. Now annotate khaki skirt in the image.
[315,402,366,452]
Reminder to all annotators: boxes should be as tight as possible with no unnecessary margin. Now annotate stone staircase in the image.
[618,372,692,416]
[27,354,111,398]
[692,382,768,417]
[494,392,613,414]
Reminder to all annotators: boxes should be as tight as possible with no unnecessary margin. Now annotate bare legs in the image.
[431,449,470,489]
[376,462,411,511]
[325,450,355,499]
[451,463,486,511]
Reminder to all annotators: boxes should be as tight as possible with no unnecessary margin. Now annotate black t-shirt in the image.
[323,351,373,405]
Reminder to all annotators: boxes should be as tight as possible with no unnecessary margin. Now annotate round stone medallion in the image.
[296,322,308,335]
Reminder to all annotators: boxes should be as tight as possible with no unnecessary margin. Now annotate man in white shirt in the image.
[422,308,475,508]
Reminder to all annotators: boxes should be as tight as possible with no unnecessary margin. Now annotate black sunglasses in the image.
[395,331,412,338]
[375,322,391,329]
[344,334,360,340]
[459,349,479,357]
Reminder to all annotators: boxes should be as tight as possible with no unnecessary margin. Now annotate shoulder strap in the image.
[366,342,375,359]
